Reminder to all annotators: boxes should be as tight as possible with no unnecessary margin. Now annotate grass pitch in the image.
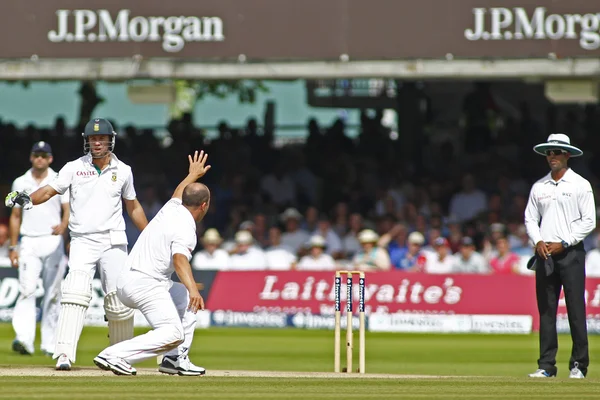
[0,324,599,399]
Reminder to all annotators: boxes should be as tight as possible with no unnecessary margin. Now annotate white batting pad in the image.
[104,291,135,345]
[53,270,92,362]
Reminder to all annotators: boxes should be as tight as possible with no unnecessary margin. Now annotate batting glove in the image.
[5,191,33,210]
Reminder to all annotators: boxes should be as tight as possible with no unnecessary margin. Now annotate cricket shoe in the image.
[528,369,555,378]
[94,355,137,376]
[569,362,585,379]
[158,355,206,376]
[55,354,71,371]
[12,340,32,355]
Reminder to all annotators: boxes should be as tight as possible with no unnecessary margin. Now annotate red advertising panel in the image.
[205,271,600,331]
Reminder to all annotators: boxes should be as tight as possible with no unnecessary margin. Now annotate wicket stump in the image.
[334,270,365,374]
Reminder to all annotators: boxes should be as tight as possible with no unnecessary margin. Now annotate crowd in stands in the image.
[3,83,600,275]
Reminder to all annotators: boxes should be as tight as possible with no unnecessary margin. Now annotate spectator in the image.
[394,231,427,271]
[280,208,310,255]
[378,223,408,266]
[252,213,270,248]
[424,237,455,274]
[448,174,487,223]
[313,214,343,259]
[297,235,336,270]
[452,237,489,274]
[585,236,600,277]
[0,223,8,258]
[421,228,442,257]
[342,213,363,259]
[229,231,267,270]
[265,226,297,270]
[352,229,391,271]
[192,229,230,270]
[489,236,520,274]
[512,225,534,257]
[301,206,319,232]
[260,162,296,207]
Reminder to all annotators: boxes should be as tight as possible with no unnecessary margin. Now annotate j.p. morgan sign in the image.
[465,7,600,51]
[48,9,225,52]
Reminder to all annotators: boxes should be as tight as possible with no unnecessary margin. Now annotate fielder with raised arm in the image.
[94,151,210,376]
[9,141,69,356]
[5,118,149,371]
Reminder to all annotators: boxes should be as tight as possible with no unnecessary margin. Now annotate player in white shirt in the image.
[525,134,595,379]
[93,151,210,376]
[229,231,268,270]
[191,229,230,270]
[5,118,149,371]
[8,142,70,356]
[297,235,337,270]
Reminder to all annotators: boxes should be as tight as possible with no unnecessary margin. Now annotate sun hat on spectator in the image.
[201,229,223,245]
[235,230,254,245]
[307,235,326,248]
[407,232,425,245]
[280,208,303,222]
[358,229,379,243]
[533,133,583,157]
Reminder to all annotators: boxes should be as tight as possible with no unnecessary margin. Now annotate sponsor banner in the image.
[206,271,600,332]
[0,1,599,60]
[0,268,213,329]
[209,310,365,330]
[369,313,532,334]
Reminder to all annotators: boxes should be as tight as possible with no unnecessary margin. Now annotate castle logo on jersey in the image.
[465,7,600,51]
[47,9,225,53]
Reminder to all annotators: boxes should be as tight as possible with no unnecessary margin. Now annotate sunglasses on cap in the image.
[545,149,567,157]
[32,152,51,159]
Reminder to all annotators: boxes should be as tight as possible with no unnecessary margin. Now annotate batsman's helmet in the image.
[82,118,116,158]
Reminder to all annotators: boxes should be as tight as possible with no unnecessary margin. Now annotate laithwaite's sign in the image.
[48,9,225,52]
[465,7,600,51]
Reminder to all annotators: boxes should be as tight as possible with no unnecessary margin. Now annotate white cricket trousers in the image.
[68,233,128,293]
[53,232,128,361]
[99,269,194,364]
[12,235,65,354]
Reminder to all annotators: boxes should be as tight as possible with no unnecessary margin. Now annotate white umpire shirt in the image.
[12,168,69,236]
[49,154,137,238]
[127,198,197,282]
[525,168,596,247]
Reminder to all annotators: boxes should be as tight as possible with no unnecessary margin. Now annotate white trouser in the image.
[12,235,65,354]
[99,270,195,364]
[53,233,128,361]
[68,233,128,294]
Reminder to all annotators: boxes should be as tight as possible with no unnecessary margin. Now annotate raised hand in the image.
[188,150,211,180]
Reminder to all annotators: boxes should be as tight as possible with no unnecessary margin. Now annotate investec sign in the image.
[465,7,600,51]
[47,9,225,53]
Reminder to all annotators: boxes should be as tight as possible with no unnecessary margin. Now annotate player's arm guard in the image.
[5,191,33,210]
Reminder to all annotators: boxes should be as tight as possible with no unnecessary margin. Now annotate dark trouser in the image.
[535,243,588,376]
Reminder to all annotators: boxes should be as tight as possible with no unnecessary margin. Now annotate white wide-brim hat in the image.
[307,235,326,248]
[533,133,583,157]
[202,228,223,244]
[358,229,379,243]
[235,230,254,245]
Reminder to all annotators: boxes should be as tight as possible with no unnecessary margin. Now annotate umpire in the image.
[524,134,596,378]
